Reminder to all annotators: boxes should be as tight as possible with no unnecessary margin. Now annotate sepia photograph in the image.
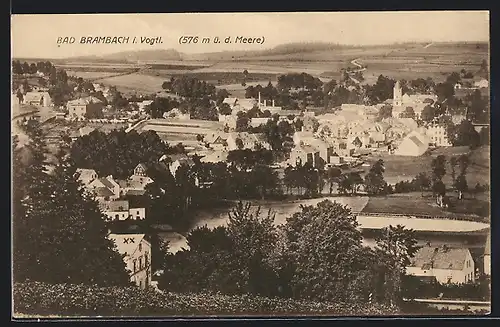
[11,11,491,318]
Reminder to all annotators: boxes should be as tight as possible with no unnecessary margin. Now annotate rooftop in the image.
[409,246,470,271]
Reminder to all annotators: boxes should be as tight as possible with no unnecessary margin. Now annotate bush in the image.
[13,281,399,317]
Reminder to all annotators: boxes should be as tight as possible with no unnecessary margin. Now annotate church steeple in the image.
[393,80,402,107]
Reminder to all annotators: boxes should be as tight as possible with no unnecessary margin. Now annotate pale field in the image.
[65,70,123,79]
[94,73,166,94]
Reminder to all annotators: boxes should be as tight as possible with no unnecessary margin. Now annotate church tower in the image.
[393,80,403,107]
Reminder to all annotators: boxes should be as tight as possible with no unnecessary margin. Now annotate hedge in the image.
[13,281,399,317]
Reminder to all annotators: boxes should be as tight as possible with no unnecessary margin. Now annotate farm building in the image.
[426,124,452,147]
[288,145,321,168]
[200,150,229,163]
[394,130,429,156]
[226,132,271,151]
[23,91,52,107]
[406,245,475,284]
[67,96,104,120]
[99,200,146,222]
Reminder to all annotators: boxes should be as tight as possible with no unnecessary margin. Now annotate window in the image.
[133,260,137,272]
[145,252,149,267]
[137,210,140,215]
[139,257,142,270]
[115,214,119,220]
[139,243,142,252]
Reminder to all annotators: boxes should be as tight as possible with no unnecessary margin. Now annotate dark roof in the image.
[125,189,146,196]
[98,178,116,190]
[95,187,114,197]
[100,200,129,212]
[410,246,470,271]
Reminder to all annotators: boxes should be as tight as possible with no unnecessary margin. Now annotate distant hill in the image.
[47,41,488,63]
[68,49,183,63]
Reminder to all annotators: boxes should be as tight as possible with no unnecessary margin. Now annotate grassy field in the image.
[361,192,488,219]
[94,72,166,95]
[65,70,127,80]
[363,146,488,186]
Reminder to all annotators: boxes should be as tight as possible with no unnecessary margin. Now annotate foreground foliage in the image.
[13,281,399,317]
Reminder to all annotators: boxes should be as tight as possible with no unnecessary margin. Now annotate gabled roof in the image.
[76,168,97,182]
[67,96,103,106]
[95,187,114,197]
[100,200,130,212]
[409,246,470,271]
[98,177,116,190]
[108,233,147,257]
[409,135,424,147]
[204,132,229,144]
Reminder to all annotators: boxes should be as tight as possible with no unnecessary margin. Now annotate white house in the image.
[76,168,98,185]
[394,131,429,156]
[406,245,475,284]
[88,175,121,200]
[23,91,52,107]
[474,79,489,89]
[484,233,490,276]
[108,233,152,289]
[226,132,271,151]
[426,125,452,147]
[99,200,146,221]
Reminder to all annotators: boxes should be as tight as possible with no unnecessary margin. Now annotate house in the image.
[88,175,121,200]
[137,100,153,112]
[484,233,490,276]
[226,132,271,151]
[223,97,257,112]
[99,200,146,221]
[76,168,98,185]
[159,154,195,177]
[303,138,334,165]
[394,131,429,156]
[250,117,271,128]
[392,80,438,118]
[23,92,52,107]
[200,150,228,163]
[426,125,452,147]
[67,96,104,120]
[204,132,229,150]
[218,114,237,130]
[70,126,96,141]
[293,131,315,146]
[406,245,475,284]
[108,233,152,289]
[474,78,489,89]
[163,108,190,120]
[288,145,321,167]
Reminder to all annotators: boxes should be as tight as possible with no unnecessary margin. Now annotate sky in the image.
[11,11,490,59]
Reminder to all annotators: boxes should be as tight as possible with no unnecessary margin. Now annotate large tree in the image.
[375,225,419,306]
[364,159,387,195]
[13,123,130,286]
[278,200,378,302]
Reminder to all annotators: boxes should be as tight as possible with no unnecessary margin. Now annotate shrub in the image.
[13,281,399,317]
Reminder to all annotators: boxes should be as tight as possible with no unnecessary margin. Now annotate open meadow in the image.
[362,146,489,186]
[94,72,166,95]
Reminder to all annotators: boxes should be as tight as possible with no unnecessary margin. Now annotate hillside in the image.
[56,41,488,64]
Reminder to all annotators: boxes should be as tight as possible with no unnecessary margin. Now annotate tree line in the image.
[158,201,419,307]
[12,120,131,286]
